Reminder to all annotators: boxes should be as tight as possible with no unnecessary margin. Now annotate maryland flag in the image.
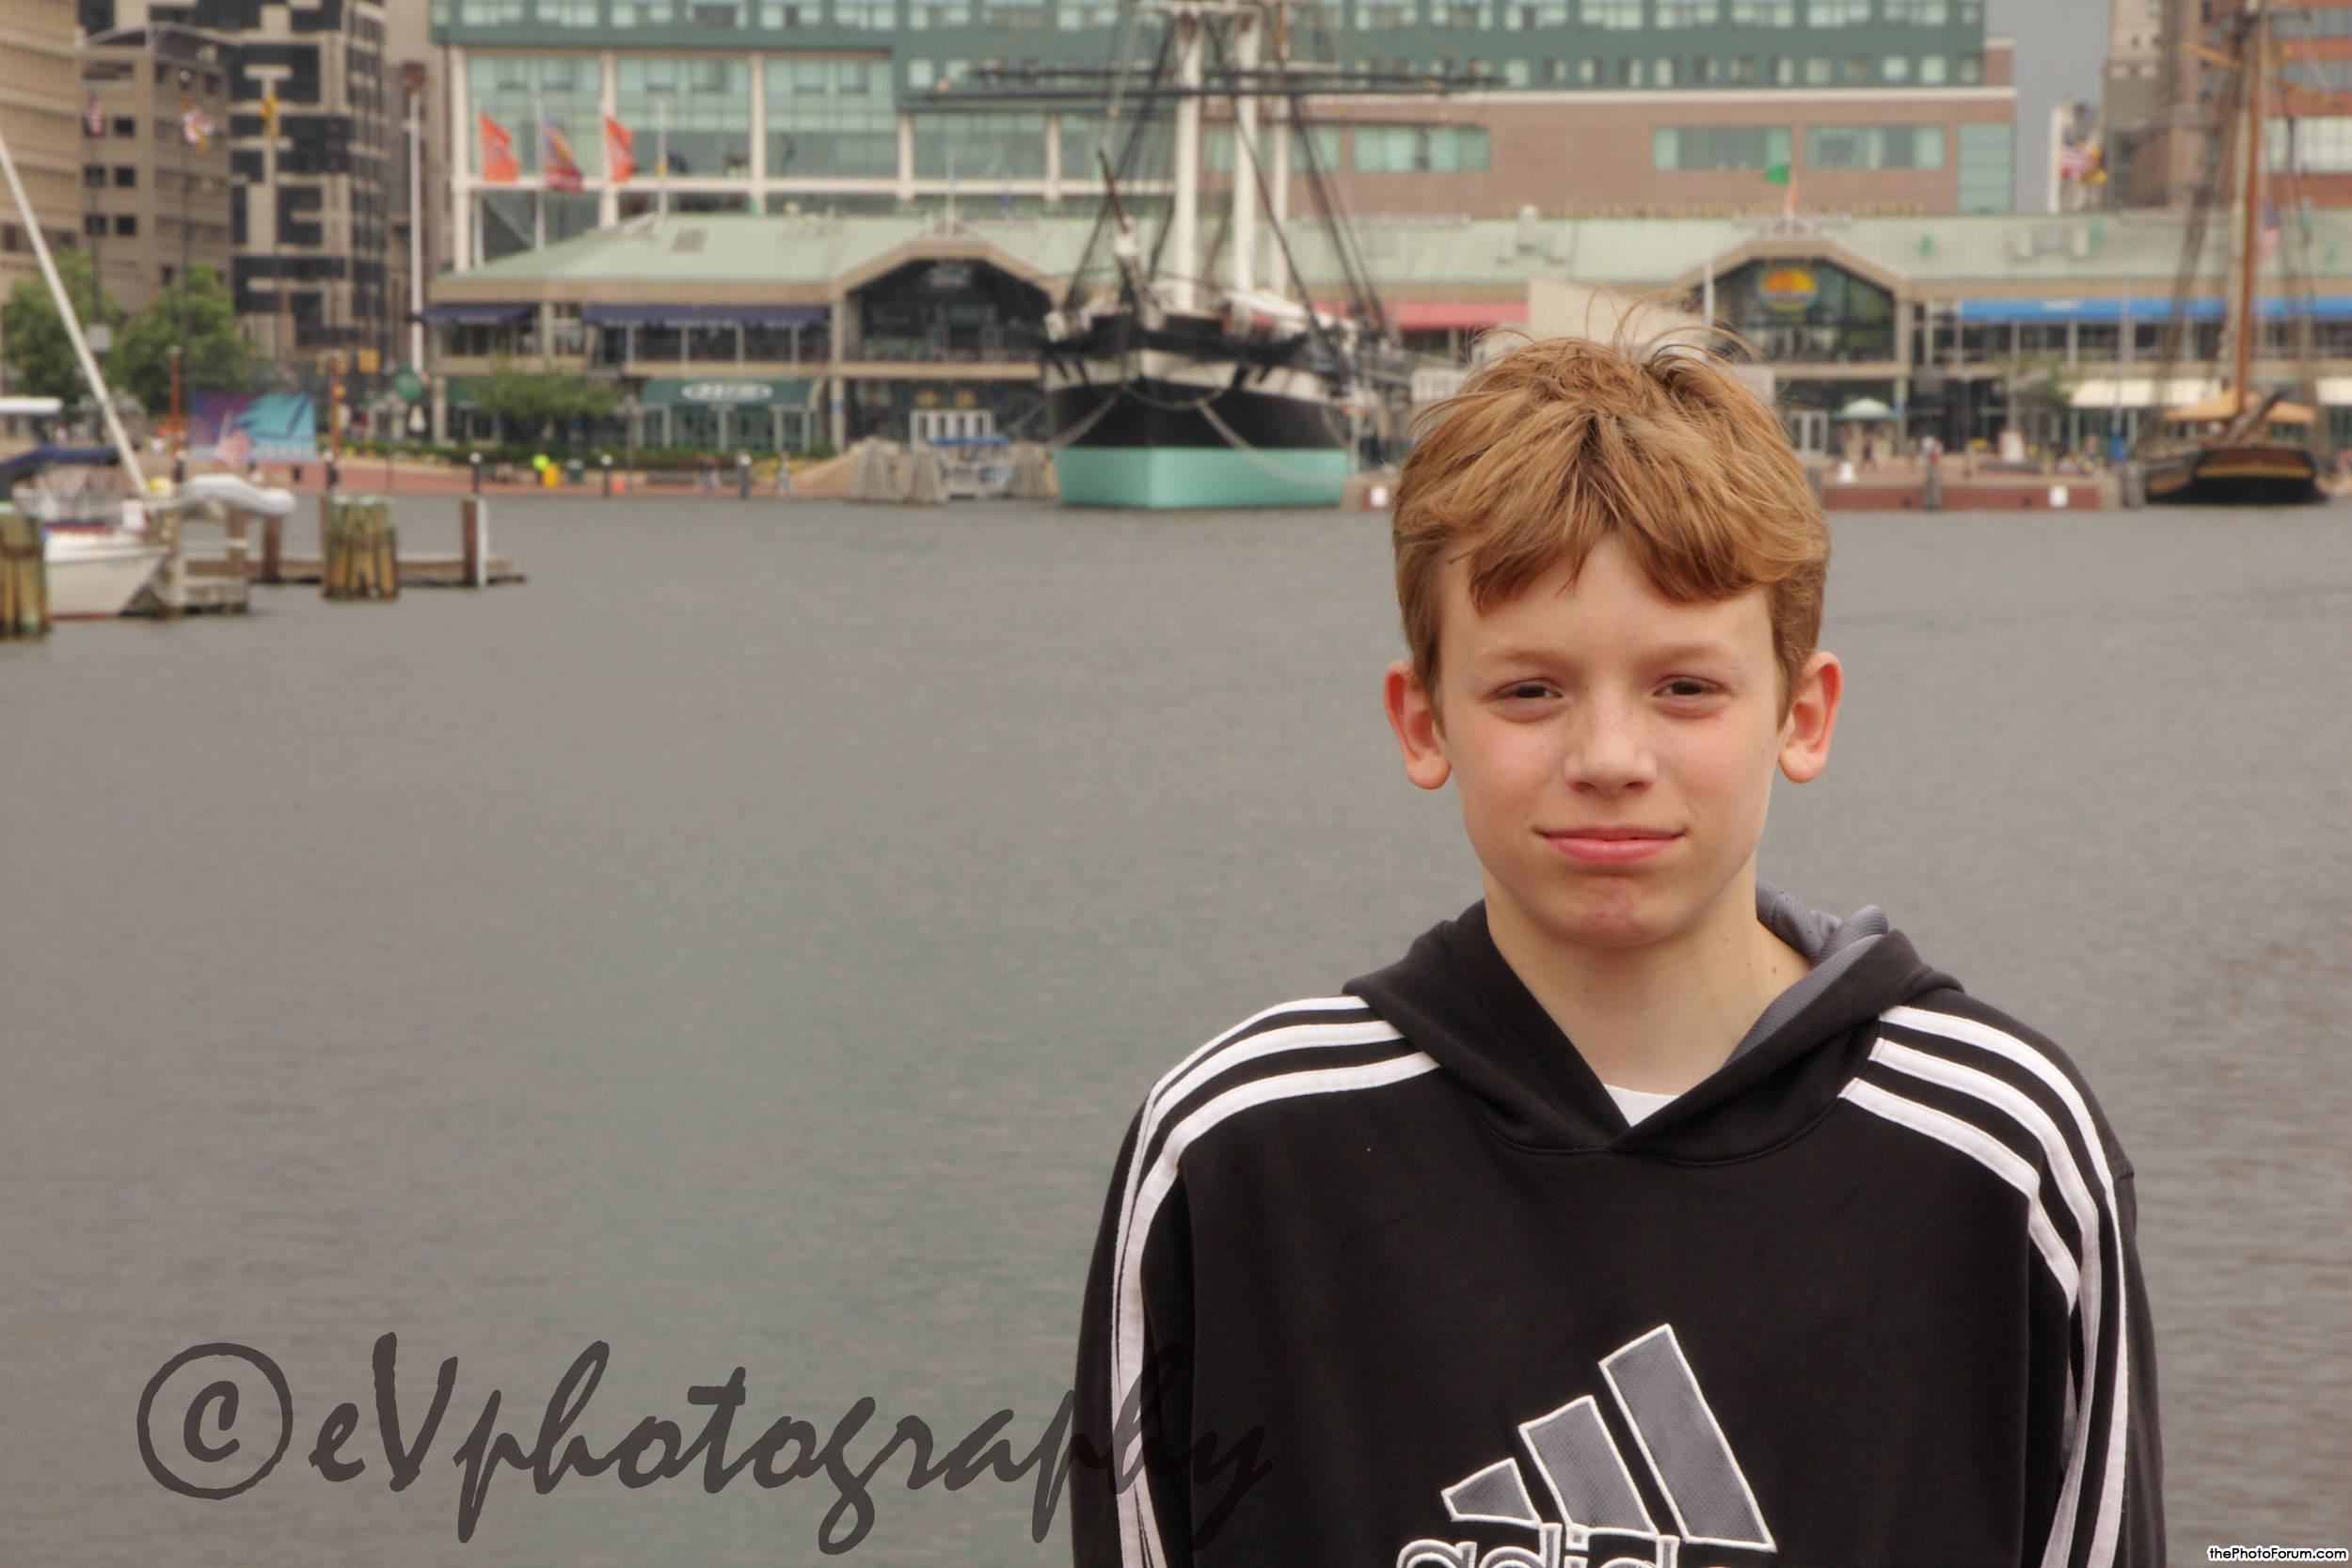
[542,111,583,193]
[179,99,215,150]
[602,113,635,184]
[478,108,518,182]
[261,85,278,135]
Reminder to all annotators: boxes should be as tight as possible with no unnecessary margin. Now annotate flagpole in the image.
[533,93,546,249]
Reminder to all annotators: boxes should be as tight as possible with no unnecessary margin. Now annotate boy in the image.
[1071,335,2163,1568]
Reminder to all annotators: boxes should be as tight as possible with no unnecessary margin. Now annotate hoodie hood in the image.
[1344,886,1956,1159]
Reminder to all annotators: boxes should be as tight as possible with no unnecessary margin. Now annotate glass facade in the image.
[766,56,897,177]
[617,55,752,179]
[469,54,604,174]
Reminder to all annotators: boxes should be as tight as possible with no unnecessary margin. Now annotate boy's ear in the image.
[1384,660,1453,791]
[1778,650,1842,784]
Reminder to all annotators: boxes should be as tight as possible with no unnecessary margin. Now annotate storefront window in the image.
[1714,259,1895,363]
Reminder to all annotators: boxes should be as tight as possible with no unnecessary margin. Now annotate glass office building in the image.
[431,0,2017,264]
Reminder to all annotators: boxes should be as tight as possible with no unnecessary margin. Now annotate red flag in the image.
[603,113,635,184]
[479,109,518,182]
[542,112,582,193]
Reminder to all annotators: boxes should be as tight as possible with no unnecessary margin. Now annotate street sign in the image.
[392,367,424,403]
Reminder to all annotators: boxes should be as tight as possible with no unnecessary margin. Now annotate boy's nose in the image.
[1565,701,1656,795]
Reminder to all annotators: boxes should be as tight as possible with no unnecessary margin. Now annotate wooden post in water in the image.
[0,502,48,638]
[261,511,282,583]
[322,494,399,600]
[460,497,486,588]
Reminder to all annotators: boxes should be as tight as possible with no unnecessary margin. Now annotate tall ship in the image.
[961,3,1466,508]
[2139,0,2328,505]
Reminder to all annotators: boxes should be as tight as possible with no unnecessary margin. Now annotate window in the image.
[1502,2,1569,26]
[1804,122,1943,167]
[1654,55,1675,83]
[1730,0,1793,20]
[912,110,1047,177]
[987,0,1051,27]
[537,0,599,21]
[1772,55,1794,82]
[83,212,107,235]
[1351,123,1489,171]
[611,0,675,22]
[1804,55,1831,83]
[1805,0,1867,22]
[1581,0,1642,25]
[1655,0,1718,24]
[1956,119,2011,212]
[770,57,897,176]
[84,163,105,187]
[115,213,138,236]
[1843,54,1870,83]
[2268,115,2352,171]
[1956,52,1980,83]
[1918,53,1946,83]
[908,56,935,87]
[619,55,753,176]
[114,166,136,187]
[458,0,525,20]
[113,117,136,137]
[1727,55,1758,83]
[1359,0,1416,22]
[1882,55,1909,82]
[1883,0,1945,19]
[1428,0,1492,24]
[1653,122,1790,170]
[690,0,742,18]
[1057,0,1117,23]
[1504,56,1532,84]
[1576,56,1598,81]
[906,0,972,22]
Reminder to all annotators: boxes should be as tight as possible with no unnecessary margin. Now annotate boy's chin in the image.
[1500,877,1729,956]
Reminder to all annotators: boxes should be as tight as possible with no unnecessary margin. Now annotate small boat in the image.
[3,444,166,619]
[2140,389,2323,504]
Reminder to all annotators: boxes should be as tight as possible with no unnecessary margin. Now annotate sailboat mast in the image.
[2233,0,2266,409]
[1168,6,1205,313]
[1231,3,1261,297]
[1266,2,1291,299]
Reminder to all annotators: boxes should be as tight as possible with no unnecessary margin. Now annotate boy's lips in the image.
[1540,827,1681,863]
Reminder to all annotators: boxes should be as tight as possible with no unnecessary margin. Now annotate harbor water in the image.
[2,497,2345,1563]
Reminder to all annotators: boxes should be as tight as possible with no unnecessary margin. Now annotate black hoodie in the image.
[1071,893,2163,1568]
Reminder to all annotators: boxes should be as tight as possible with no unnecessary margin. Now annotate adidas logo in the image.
[1395,1325,1775,1568]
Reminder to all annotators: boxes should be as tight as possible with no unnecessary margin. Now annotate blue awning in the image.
[580,303,829,328]
[1956,295,2352,323]
[416,302,535,325]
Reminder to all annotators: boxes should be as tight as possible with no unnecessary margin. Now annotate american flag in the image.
[215,423,251,472]
[2058,141,2094,179]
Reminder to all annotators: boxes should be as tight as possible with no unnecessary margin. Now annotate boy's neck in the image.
[1485,865,1812,1097]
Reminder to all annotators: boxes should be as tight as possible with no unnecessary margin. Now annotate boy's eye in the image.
[1660,678,1717,699]
[1500,682,1556,701]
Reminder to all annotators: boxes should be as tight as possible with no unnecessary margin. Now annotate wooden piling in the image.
[0,502,48,639]
[460,497,485,588]
[322,493,399,601]
[261,512,282,582]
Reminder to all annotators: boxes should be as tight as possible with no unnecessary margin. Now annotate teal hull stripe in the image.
[1053,447,1350,509]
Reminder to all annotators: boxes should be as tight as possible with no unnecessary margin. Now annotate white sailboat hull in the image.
[45,529,166,618]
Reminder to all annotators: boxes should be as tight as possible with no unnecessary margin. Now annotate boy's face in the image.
[1383,536,1840,958]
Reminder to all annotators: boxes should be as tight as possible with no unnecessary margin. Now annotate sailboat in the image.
[1020,2,1454,508]
[2140,0,2327,504]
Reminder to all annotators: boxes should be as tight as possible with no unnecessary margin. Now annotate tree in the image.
[111,263,256,415]
[470,355,617,443]
[0,246,125,404]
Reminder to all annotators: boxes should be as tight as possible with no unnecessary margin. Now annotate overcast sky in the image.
[1989,0,2110,212]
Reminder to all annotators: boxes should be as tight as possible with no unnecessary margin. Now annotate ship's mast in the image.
[1265,2,1290,298]
[2232,0,2267,408]
[1167,7,1205,313]
[1230,4,1261,297]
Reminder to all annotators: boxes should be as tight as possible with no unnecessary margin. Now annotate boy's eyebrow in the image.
[1470,639,1749,669]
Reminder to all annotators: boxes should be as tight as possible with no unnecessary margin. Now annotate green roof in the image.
[434,207,2352,302]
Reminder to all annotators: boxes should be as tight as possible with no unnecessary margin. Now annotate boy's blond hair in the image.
[1391,331,1829,711]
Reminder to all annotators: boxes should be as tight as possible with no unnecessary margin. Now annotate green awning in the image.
[638,376,817,407]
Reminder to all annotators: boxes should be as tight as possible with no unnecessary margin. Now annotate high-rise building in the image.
[103,0,393,365]
[0,1,85,314]
[2115,0,2352,210]
[430,0,2018,270]
[76,22,239,316]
